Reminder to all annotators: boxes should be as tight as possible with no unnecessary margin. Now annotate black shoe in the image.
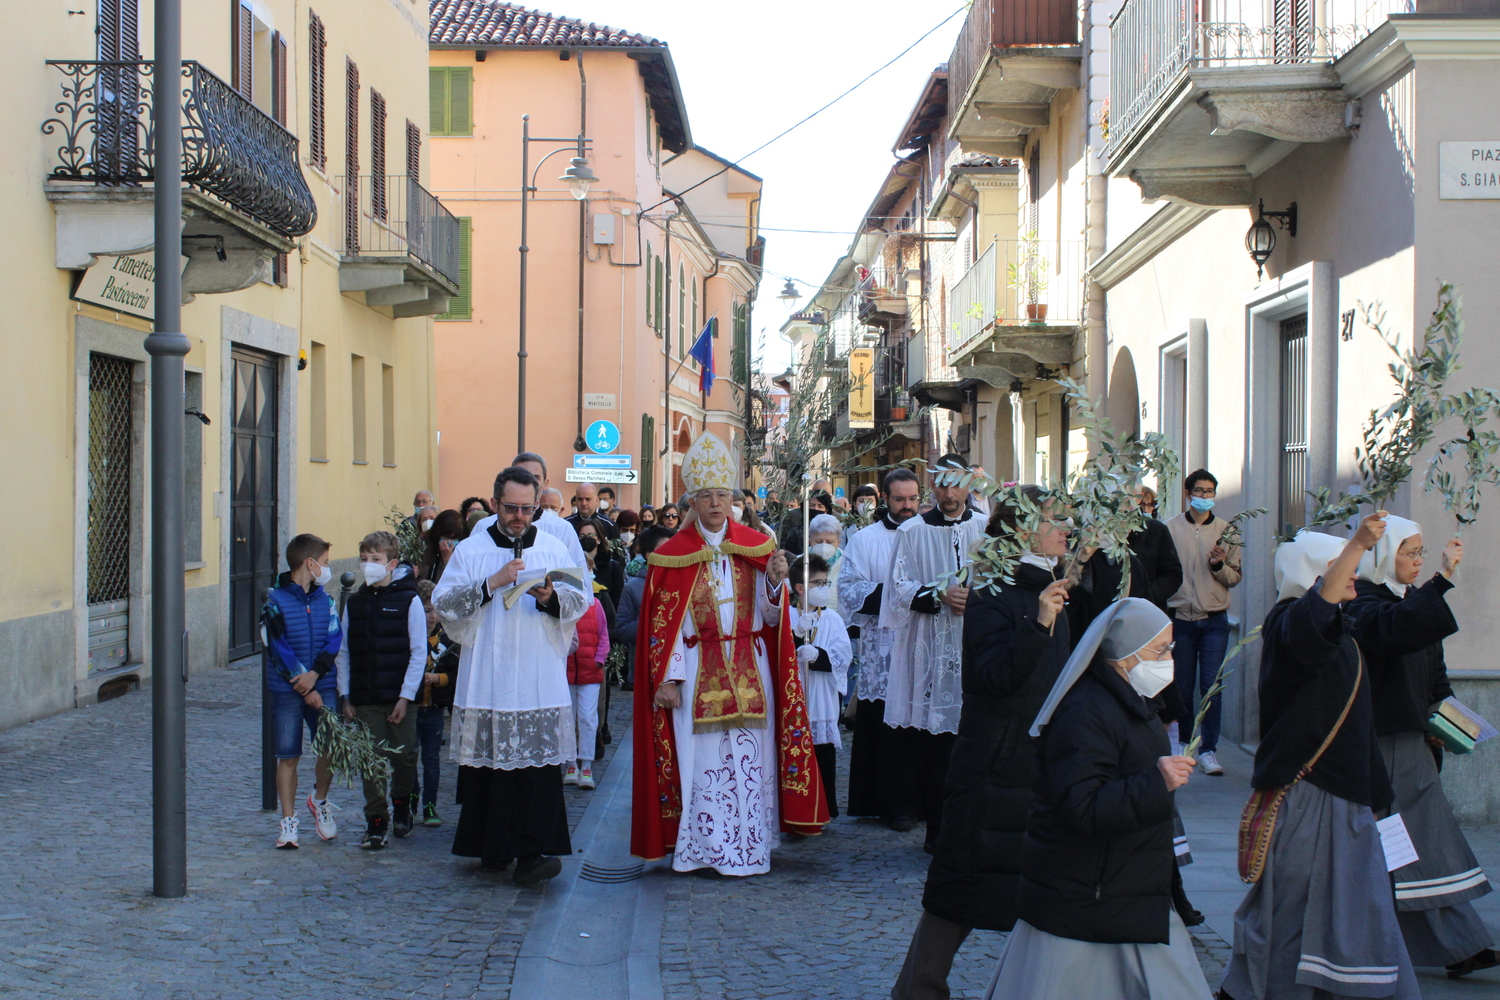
[392,799,414,838]
[512,853,562,886]
[1448,948,1500,978]
[360,816,389,850]
[884,815,916,833]
[1171,868,1205,926]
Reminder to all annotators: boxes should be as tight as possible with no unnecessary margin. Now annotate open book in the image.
[501,566,587,610]
[1427,696,1498,755]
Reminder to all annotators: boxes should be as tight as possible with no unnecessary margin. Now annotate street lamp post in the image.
[516,115,594,453]
[147,0,189,899]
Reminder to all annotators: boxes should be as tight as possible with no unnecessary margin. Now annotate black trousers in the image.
[891,910,972,1000]
[847,698,923,820]
[914,729,956,845]
[814,742,839,819]
[452,764,571,865]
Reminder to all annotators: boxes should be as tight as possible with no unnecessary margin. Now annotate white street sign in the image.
[574,454,632,468]
[584,393,616,409]
[565,467,638,484]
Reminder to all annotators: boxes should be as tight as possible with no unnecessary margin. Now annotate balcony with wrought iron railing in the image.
[1106,0,1406,204]
[946,0,1080,159]
[335,175,461,317]
[42,59,317,291]
[947,238,1082,387]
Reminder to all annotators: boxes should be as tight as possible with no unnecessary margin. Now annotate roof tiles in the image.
[429,0,664,49]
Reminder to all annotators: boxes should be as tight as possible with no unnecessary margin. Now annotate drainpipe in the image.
[663,209,681,503]
[1083,0,1109,453]
[574,52,588,452]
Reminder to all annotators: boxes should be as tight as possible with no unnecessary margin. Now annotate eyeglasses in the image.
[1399,547,1427,559]
[1189,488,1217,498]
[697,490,732,502]
[499,503,538,516]
[1144,642,1176,658]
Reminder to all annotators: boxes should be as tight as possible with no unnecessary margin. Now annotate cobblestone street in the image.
[5,662,1500,999]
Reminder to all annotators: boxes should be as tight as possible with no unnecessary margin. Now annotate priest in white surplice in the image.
[880,456,986,850]
[841,467,926,831]
[631,433,829,876]
[432,465,588,886]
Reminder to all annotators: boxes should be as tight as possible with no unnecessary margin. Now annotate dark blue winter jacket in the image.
[262,573,342,695]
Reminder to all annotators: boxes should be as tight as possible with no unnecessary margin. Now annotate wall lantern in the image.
[1245,199,1297,279]
[559,157,596,200]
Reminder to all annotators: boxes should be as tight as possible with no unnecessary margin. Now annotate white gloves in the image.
[796,644,821,665]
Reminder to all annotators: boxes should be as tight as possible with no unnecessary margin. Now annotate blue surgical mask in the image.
[1189,497,1215,513]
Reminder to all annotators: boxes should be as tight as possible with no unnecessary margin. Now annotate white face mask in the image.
[421,519,435,533]
[804,585,832,608]
[362,560,390,587]
[312,563,332,588]
[599,500,611,511]
[620,531,636,546]
[732,505,745,522]
[857,500,874,514]
[1127,658,1176,699]
[809,542,841,565]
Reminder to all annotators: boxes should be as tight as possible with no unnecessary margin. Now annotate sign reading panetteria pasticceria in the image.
[72,250,166,321]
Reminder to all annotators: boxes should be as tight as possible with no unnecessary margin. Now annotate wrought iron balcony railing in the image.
[42,60,317,238]
[1107,0,1404,157]
[334,175,461,288]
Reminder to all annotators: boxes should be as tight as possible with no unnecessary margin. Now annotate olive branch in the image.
[311,707,402,794]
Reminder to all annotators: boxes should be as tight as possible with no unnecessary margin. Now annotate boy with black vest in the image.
[336,531,426,849]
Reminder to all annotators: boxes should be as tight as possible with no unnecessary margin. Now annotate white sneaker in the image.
[306,793,339,840]
[1199,751,1224,776]
[564,762,579,786]
[578,763,595,790]
[276,815,300,849]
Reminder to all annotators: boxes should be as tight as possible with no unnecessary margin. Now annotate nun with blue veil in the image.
[982,597,1212,1000]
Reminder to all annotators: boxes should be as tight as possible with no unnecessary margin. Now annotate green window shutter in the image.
[640,413,655,506]
[429,67,448,136]
[645,242,653,329]
[654,256,663,332]
[449,68,472,136]
[429,67,472,137]
[439,217,472,320]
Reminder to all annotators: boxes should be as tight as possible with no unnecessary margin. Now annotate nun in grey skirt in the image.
[1220,521,1419,1000]
[1347,516,1496,977]
[983,598,1212,1000]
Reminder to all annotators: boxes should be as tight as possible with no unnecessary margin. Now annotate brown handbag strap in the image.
[1298,646,1364,778]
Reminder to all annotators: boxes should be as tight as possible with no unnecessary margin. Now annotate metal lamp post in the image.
[147,0,189,899]
[516,115,594,453]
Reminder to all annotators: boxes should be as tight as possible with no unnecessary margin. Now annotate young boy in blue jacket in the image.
[262,533,344,849]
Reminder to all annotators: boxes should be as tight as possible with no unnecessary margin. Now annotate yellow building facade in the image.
[3,0,449,729]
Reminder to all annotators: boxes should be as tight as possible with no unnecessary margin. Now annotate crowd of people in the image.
[259,442,1494,998]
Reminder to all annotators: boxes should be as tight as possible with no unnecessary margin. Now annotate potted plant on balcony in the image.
[1007,231,1049,324]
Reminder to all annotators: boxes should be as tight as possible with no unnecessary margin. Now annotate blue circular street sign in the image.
[586,420,621,455]
[757,486,768,499]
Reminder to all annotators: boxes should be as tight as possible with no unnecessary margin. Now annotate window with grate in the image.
[405,120,420,181]
[345,59,359,252]
[308,11,326,170]
[428,67,473,137]
[1278,315,1309,537]
[87,354,133,605]
[437,217,472,320]
[371,89,387,221]
[231,0,253,99]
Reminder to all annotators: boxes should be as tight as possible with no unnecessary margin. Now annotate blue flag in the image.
[690,317,716,396]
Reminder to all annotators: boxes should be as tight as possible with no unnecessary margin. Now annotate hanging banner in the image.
[848,348,875,429]
[72,249,181,322]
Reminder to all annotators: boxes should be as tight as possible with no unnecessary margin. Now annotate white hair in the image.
[809,513,842,536]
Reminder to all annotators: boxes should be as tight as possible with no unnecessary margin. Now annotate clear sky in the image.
[555,0,967,371]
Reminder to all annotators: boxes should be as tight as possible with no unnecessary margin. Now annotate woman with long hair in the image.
[658,503,680,531]
[420,509,466,583]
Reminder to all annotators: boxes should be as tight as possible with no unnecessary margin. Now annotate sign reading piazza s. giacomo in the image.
[1440,141,1500,199]
[72,250,183,321]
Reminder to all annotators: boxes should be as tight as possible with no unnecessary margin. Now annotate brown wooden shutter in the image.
[271,30,288,126]
[345,59,359,252]
[308,11,326,170]
[405,120,420,183]
[370,90,386,221]
[231,1,253,99]
[99,0,142,60]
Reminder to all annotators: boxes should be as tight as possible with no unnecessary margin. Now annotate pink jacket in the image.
[567,598,610,685]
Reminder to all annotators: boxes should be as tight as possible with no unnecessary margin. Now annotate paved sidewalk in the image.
[1175,742,1500,997]
[0,659,630,1000]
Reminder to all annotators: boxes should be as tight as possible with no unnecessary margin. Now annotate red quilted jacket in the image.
[568,598,609,685]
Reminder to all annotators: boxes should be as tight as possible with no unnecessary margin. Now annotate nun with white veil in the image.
[983,597,1212,1000]
[1219,515,1421,1000]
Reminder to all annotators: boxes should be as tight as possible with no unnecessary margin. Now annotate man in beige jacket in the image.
[1165,469,1242,776]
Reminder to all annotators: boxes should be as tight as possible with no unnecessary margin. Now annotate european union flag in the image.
[690,317,716,396]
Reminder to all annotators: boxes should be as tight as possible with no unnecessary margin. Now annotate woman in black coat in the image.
[891,487,1072,1000]
[985,597,1210,999]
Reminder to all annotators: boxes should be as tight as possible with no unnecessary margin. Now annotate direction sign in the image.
[586,420,620,454]
[565,467,637,484]
[574,454,632,469]
[757,486,768,499]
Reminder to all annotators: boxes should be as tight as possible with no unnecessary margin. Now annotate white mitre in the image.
[680,432,736,493]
